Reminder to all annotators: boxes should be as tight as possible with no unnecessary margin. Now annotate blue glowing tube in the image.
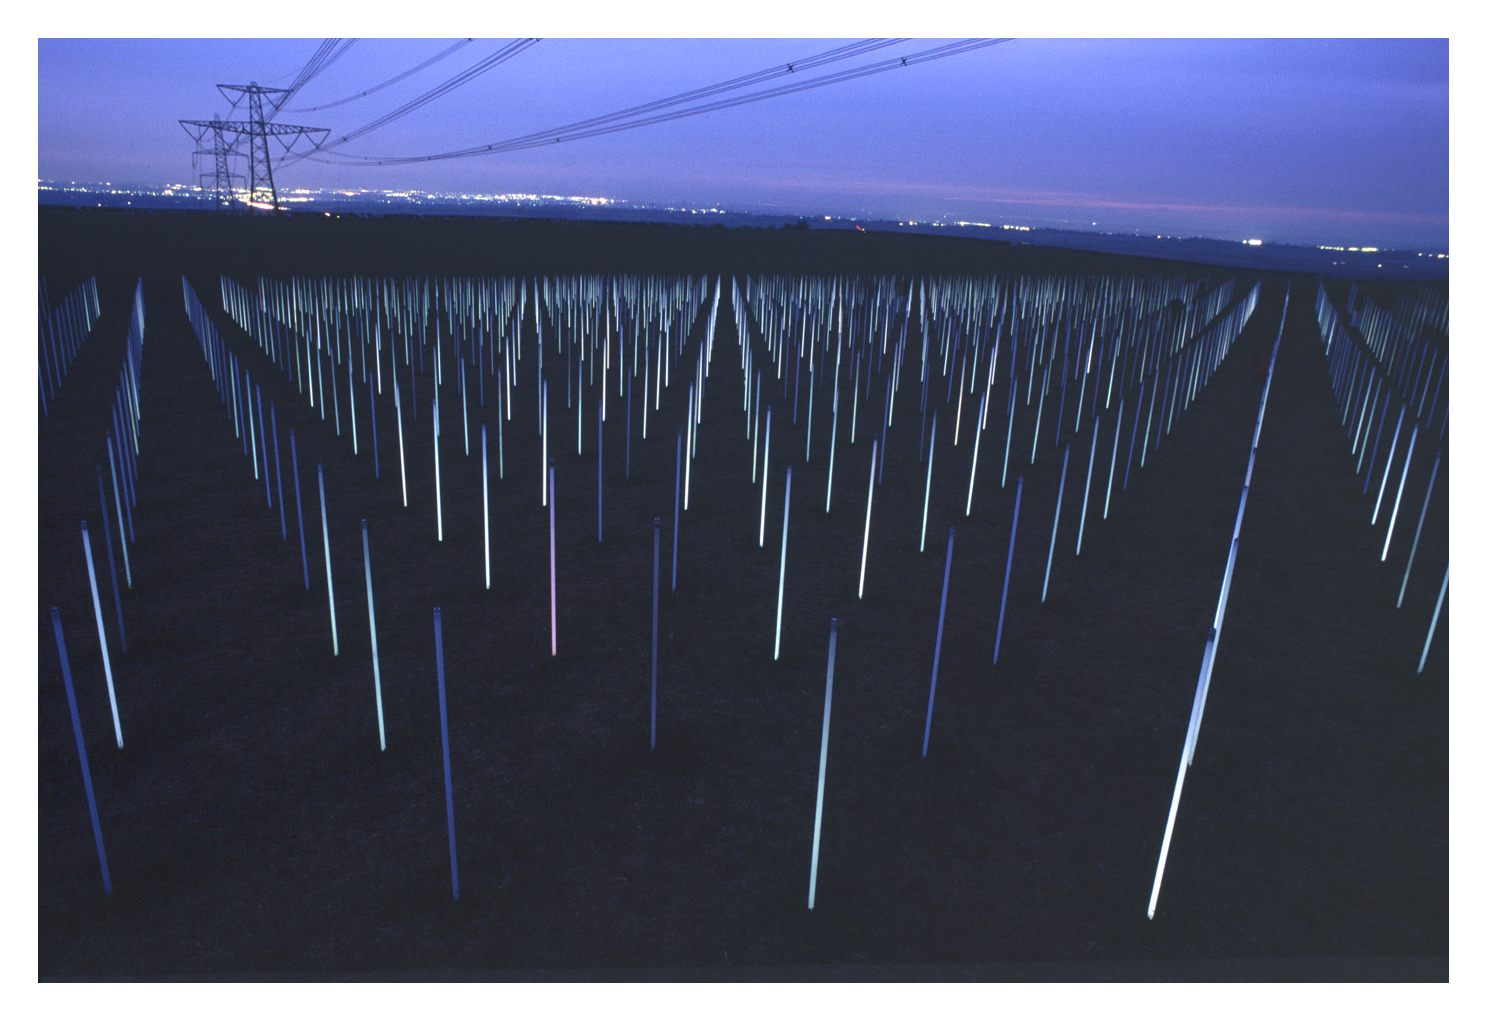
[808,618,839,910]
[1418,565,1448,673]
[362,521,385,751]
[291,430,309,590]
[920,410,937,553]
[672,432,682,592]
[858,435,878,600]
[994,477,1023,665]
[1077,416,1099,556]
[759,406,771,547]
[1382,424,1418,560]
[104,436,130,589]
[94,468,125,654]
[1397,452,1441,608]
[433,607,459,900]
[271,403,287,537]
[922,528,955,758]
[318,464,338,655]
[549,461,557,656]
[80,521,122,747]
[774,467,793,661]
[1042,444,1071,603]
[50,608,111,896]
[481,426,490,589]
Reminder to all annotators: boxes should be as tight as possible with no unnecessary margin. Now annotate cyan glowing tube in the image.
[318,465,338,656]
[549,461,557,656]
[50,608,111,897]
[369,365,379,479]
[757,405,773,547]
[94,468,125,654]
[774,467,793,661]
[257,386,271,503]
[1418,564,1448,673]
[1382,424,1418,560]
[395,384,408,507]
[434,396,443,541]
[1124,381,1144,491]
[1103,397,1124,520]
[859,436,878,599]
[651,518,660,751]
[684,384,693,511]
[1077,416,1099,556]
[1147,629,1216,920]
[1398,451,1441,607]
[964,391,986,517]
[291,429,309,589]
[433,607,459,900]
[922,527,955,757]
[808,617,839,910]
[920,410,937,552]
[362,520,385,751]
[105,435,131,589]
[1000,379,1015,488]
[350,354,359,455]
[1371,407,1405,524]
[1043,444,1071,602]
[826,376,839,513]
[81,521,123,748]
[993,476,1024,664]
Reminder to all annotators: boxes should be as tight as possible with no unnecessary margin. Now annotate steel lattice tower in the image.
[181,83,327,213]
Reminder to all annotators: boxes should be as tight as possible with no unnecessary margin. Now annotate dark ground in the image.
[36,209,1448,980]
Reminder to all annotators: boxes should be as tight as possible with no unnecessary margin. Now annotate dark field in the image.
[36,208,1448,980]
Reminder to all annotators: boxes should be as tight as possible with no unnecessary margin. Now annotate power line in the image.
[301,38,1009,167]
[287,39,476,112]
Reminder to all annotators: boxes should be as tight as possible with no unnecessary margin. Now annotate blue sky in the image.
[34,12,1453,249]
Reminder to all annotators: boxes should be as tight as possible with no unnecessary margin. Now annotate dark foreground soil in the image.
[37,209,1447,980]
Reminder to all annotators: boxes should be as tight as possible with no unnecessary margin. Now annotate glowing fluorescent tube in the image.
[434,397,443,541]
[433,607,459,900]
[859,436,878,599]
[362,520,385,750]
[1077,416,1100,556]
[318,465,338,656]
[1418,564,1447,673]
[994,476,1023,664]
[50,608,111,896]
[774,467,793,661]
[1382,425,1418,561]
[922,527,955,757]
[652,518,660,751]
[482,426,490,588]
[81,521,122,748]
[920,410,937,552]
[549,461,557,656]
[1397,452,1441,607]
[1043,444,1070,603]
[808,618,839,910]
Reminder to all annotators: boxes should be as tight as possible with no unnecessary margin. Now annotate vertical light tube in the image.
[1418,565,1448,673]
[598,396,604,542]
[774,467,793,661]
[542,381,549,506]
[1371,408,1405,524]
[1398,452,1441,607]
[808,618,839,910]
[318,465,338,656]
[291,430,310,589]
[50,608,111,896]
[759,406,772,547]
[651,518,660,751]
[994,476,1024,664]
[999,379,1016,488]
[1382,425,1418,560]
[549,461,557,656]
[1103,397,1124,519]
[1043,444,1071,602]
[966,391,987,516]
[921,528,955,757]
[1077,416,1100,556]
[362,520,385,751]
[920,410,937,552]
[257,387,272,503]
[81,521,123,748]
[858,436,878,599]
[105,435,131,588]
[395,385,408,507]
[433,607,459,900]
[94,468,126,654]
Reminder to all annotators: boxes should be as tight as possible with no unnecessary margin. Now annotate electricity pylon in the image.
[183,116,245,211]
[180,82,327,213]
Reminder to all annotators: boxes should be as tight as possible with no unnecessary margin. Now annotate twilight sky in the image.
[36,24,1451,249]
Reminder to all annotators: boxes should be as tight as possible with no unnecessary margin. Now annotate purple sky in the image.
[37,34,1449,249]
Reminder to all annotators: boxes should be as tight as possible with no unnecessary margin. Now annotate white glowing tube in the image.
[51,607,112,895]
[1382,424,1418,561]
[1077,416,1100,556]
[1397,452,1441,607]
[319,465,338,656]
[774,467,793,661]
[81,521,123,748]
[1043,444,1071,603]
[105,435,131,588]
[859,436,878,599]
[1371,408,1404,523]
[1148,627,1217,920]
[808,617,839,910]
[1418,564,1447,673]
[759,406,772,547]
[922,527,955,757]
[362,520,385,751]
[395,384,407,507]
[350,355,359,455]
[966,391,987,517]
[1000,379,1015,489]
[1103,397,1124,520]
[542,381,549,507]
[684,384,693,511]
[920,410,937,552]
